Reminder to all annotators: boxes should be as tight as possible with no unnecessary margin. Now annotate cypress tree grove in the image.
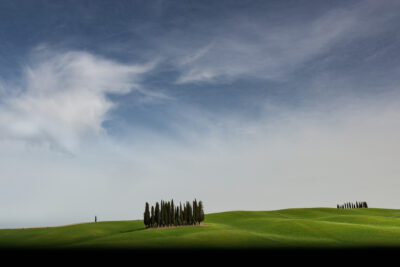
[143,199,205,228]
[336,201,369,209]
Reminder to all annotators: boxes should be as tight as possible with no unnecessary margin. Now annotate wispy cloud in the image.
[173,0,399,84]
[0,49,157,153]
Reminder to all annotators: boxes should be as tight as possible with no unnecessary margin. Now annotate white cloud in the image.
[0,50,156,153]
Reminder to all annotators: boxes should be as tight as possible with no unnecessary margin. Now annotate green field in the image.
[1,208,400,249]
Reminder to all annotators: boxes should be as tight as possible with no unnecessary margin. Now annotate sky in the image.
[1,0,400,228]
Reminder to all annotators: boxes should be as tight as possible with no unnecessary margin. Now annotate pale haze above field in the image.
[1,0,400,228]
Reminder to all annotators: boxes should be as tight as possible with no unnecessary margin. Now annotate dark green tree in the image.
[155,202,160,227]
[186,201,193,225]
[151,206,155,227]
[160,200,164,226]
[193,199,198,224]
[183,202,187,225]
[198,201,205,223]
[175,206,179,226]
[180,202,184,225]
[166,201,170,226]
[144,202,150,228]
[171,199,175,226]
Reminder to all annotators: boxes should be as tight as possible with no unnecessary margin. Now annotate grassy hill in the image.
[1,208,400,249]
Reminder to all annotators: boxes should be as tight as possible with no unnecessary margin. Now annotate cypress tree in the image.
[177,206,180,225]
[169,201,173,226]
[160,200,164,226]
[180,202,184,225]
[182,202,186,225]
[169,200,172,226]
[184,201,188,225]
[184,202,188,225]
[165,201,170,226]
[151,206,155,227]
[164,201,168,226]
[165,201,169,226]
[168,200,170,226]
[171,199,175,226]
[175,206,179,226]
[177,203,180,225]
[144,202,150,228]
[155,202,160,227]
[159,201,162,226]
[198,201,205,223]
[193,199,198,224]
[164,201,167,226]
[187,201,193,225]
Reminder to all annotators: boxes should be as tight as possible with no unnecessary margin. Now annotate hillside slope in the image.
[1,208,400,249]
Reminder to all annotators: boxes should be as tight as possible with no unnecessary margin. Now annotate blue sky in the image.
[1,0,400,227]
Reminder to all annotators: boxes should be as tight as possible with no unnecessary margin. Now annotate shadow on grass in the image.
[119,227,147,234]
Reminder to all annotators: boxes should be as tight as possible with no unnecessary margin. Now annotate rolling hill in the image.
[1,208,400,249]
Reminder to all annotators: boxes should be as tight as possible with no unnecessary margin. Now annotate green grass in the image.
[1,208,400,249]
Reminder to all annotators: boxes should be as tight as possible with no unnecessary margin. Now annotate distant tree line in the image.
[337,201,368,209]
[144,199,204,228]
